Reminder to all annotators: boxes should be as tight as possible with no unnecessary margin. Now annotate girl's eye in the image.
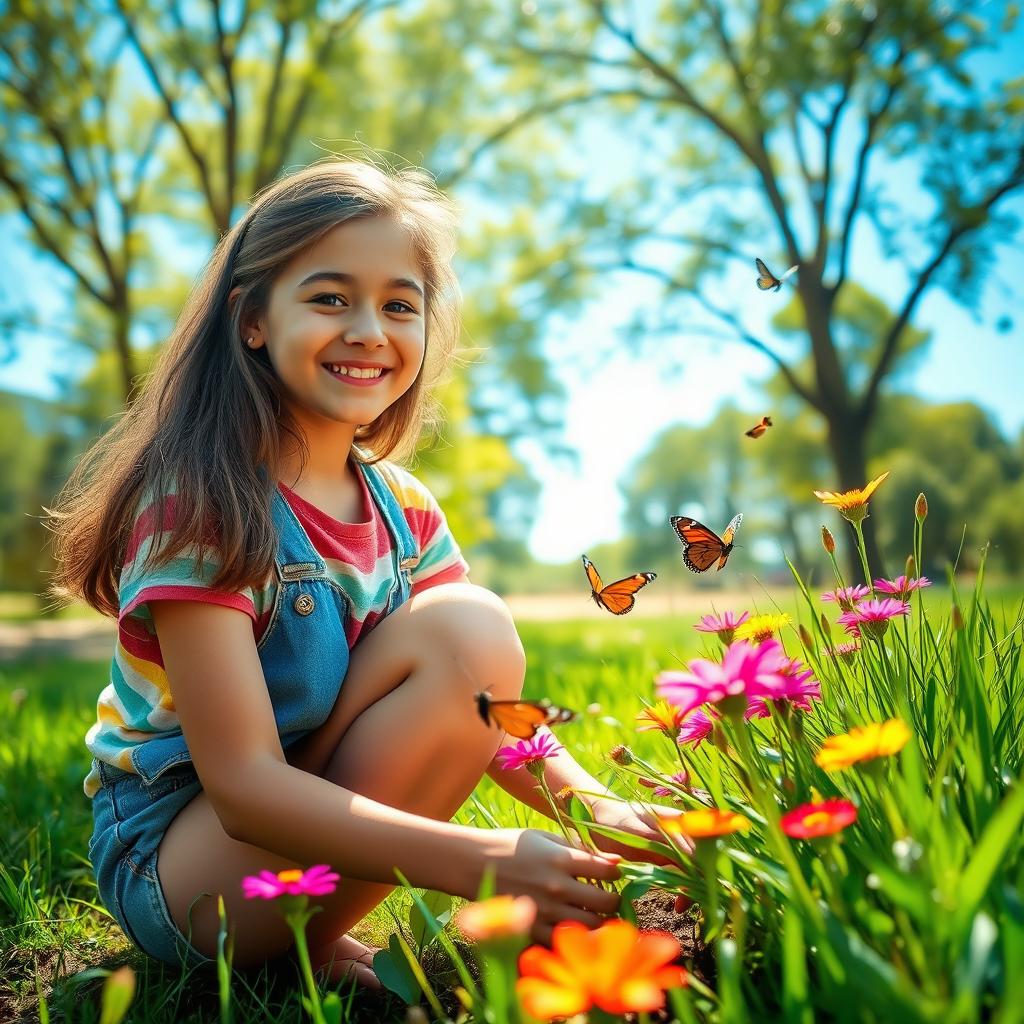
[311,294,416,314]
[384,300,417,314]
[312,293,345,306]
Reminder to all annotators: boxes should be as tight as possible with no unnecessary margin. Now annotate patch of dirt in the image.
[632,889,713,984]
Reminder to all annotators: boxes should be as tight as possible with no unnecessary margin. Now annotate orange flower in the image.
[813,471,890,523]
[516,919,687,1019]
[635,699,687,736]
[657,808,751,839]
[814,718,910,771]
[456,895,537,942]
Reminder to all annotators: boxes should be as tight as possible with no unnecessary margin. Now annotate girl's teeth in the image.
[327,364,383,378]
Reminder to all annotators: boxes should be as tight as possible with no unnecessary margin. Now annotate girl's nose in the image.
[344,307,388,347]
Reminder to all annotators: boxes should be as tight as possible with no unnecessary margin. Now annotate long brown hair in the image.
[47,159,461,616]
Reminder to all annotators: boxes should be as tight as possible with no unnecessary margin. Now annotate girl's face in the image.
[250,216,427,439]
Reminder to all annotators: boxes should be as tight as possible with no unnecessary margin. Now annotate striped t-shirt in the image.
[83,462,469,797]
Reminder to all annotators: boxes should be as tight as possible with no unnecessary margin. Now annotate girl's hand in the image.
[588,798,691,864]
[476,828,623,945]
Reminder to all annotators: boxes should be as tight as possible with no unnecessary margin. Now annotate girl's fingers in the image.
[563,878,622,915]
[565,847,622,882]
[545,904,605,929]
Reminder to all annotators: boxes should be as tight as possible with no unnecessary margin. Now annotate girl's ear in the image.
[229,286,265,350]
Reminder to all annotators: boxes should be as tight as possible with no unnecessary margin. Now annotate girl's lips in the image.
[322,365,391,388]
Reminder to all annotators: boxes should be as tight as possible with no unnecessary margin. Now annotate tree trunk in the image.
[824,418,887,583]
[112,289,137,406]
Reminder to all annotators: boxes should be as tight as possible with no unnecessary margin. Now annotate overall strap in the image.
[270,487,327,580]
[357,461,419,574]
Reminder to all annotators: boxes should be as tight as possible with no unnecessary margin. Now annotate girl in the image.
[49,159,664,989]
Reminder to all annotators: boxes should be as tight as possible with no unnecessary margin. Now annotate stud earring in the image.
[245,336,256,348]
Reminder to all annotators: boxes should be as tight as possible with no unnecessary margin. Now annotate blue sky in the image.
[2,6,1022,564]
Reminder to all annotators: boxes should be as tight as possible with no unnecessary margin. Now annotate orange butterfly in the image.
[582,554,656,615]
[475,691,577,739]
[670,513,743,573]
[745,415,773,439]
[755,258,798,292]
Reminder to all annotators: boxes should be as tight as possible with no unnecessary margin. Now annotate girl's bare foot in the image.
[309,932,383,990]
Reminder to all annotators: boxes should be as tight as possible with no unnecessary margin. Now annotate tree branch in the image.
[860,150,1024,421]
[595,255,825,412]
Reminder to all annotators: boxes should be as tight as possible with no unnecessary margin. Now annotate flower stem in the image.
[851,520,874,592]
[286,911,327,1024]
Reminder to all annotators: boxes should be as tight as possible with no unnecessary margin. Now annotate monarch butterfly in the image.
[745,415,773,439]
[474,691,578,739]
[669,513,743,573]
[755,258,798,292]
[582,554,656,615]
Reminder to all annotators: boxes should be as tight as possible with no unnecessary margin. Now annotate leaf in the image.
[584,821,679,861]
[955,783,1024,937]
[98,967,136,1024]
[321,992,342,1024]
[782,905,811,1024]
[409,889,453,952]
[372,934,420,1005]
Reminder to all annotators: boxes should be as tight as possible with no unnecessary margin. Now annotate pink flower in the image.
[657,640,789,718]
[495,732,564,772]
[826,640,861,659]
[653,771,691,798]
[693,610,751,645]
[821,585,871,611]
[838,598,910,640]
[677,709,718,748]
[745,657,821,717]
[873,575,931,597]
[242,865,340,900]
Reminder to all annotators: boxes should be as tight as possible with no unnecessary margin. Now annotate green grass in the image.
[2,579,1024,1022]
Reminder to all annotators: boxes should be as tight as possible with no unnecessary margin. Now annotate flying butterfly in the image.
[582,554,656,615]
[669,513,743,573]
[475,691,578,740]
[745,415,773,439]
[755,258,798,292]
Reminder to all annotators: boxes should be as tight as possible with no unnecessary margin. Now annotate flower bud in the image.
[951,604,965,631]
[915,492,928,522]
[905,554,916,578]
[799,623,814,649]
[608,744,634,766]
[820,612,832,638]
[821,525,836,554]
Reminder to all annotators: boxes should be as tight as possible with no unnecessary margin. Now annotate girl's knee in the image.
[412,583,526,686]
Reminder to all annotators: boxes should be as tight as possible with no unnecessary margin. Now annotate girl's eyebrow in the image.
[296,270,424,298]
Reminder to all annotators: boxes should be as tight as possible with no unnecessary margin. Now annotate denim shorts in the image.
[88,758,215,970]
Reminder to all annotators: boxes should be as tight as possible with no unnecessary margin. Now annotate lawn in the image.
[2,577,1023,1022]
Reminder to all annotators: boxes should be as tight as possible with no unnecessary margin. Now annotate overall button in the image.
[293,594,315,616]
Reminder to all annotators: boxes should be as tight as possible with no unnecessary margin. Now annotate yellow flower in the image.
[814,718,911,771]
[456,895,537,942]
[813,471,890,523]
[658,808,751,839]
[734,613,791,644]
[635,699,686,736]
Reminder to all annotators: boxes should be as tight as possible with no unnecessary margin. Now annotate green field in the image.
[2,580,1023,1022]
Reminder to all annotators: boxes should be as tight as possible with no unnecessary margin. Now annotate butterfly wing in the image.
[779,265,799,283]
[582,555,604,603]
[594,572,657,615]
[670,516,726,573]
[716,513,743,570]
[745,421,766,438]
[481,696,578,739]
[755,257,781,291]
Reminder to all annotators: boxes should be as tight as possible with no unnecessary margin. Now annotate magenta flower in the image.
[242,865,340,901]
[657,640,789,718]
[745,656,821,717]
[838,598,910,640]
[677,708,718,748]
[495,732,564,773]
[821,585,871,611]
[873,575,931,598]
[693,610,751,645]
[653,770,691,798]
[825,640,861,659]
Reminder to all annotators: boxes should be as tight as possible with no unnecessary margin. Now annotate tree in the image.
[494,0,1024,576]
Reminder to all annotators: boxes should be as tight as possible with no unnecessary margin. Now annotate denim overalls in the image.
[88,462,419,968]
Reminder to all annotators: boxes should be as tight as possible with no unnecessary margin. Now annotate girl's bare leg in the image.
[154,584,525,983]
